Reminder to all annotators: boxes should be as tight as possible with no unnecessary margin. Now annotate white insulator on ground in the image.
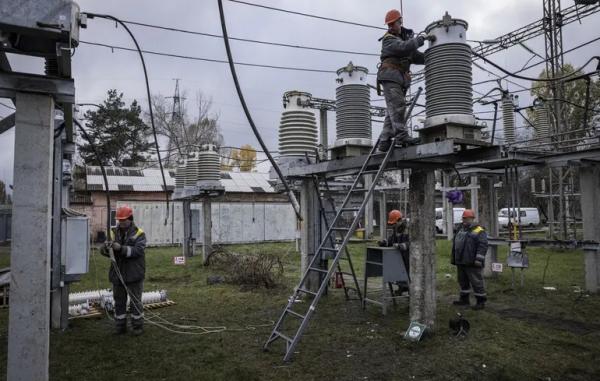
[278,91,318,158]
[197,145,221,184]
[424,12,475,128]
[334,62,371,146]
[69,302,91,316]
[69,289,111,305]
[502,94,516,144]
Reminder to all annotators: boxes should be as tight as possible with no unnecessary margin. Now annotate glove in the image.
[394,242,409,251]
[416,35,425,47]
[111,242,122,252]
[474,260,483,268]
[425,33,437,42]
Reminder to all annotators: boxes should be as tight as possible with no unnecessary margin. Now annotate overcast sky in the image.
[1,0,598,186]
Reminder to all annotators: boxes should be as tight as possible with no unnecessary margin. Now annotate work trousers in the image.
[113,280,144,323]
[379,82,408,151]
[457,265,486,300]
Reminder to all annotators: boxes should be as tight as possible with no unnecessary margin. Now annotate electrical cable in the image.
[84,13,171,225]
[0,101,15,110]
[471,50,600,83]
[217,0,302,221]
[228,0,386,31]
[79,40,346,75]
[120,19,379,57]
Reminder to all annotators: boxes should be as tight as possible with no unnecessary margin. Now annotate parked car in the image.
[498,208,540,228]
[435,207,465,234]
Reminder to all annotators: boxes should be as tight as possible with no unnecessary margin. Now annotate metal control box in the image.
[61,216,89,275]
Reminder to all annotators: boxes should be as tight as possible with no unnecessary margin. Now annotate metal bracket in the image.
[0,71,74,103]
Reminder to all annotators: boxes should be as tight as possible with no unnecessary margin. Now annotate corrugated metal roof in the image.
[85,166,275,193]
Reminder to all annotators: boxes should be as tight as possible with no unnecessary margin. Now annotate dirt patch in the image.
[489,306,600,335]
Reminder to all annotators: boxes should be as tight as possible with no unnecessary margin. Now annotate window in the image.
[435,211,442,219]
[519,211,527,217]
[110,209,117,228]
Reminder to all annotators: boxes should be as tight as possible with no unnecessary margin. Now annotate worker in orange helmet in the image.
[377,9,436,151]
[378,209,410,294]
[451,209,488,310]
[101,205,147,335]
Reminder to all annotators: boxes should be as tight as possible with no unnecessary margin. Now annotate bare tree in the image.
[151,90,223,166]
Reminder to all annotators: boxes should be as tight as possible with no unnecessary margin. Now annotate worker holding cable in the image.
[101,205,147,335]
[377,9,435,151]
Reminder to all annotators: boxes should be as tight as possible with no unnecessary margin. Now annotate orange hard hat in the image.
[462,209,475,219]
[387,209,403,224]
[384,9,402,25]
[116,205,133,220]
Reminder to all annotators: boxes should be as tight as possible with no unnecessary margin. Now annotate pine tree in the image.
[78,89,153,167]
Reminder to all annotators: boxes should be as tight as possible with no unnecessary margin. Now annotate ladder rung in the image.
[309,267,328,274]
[298,288,318,297]
[320,247,337,251]
[341,208,360,212]
[285,309,306,320]
[331,227,349,231]
[274,330,293,343]
[361,170,379,175]
[350,188,367,192]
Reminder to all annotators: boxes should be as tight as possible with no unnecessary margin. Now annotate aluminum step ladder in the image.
[313,176,362,301]
[263,137,398,362]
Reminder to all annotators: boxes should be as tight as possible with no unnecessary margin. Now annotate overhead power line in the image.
[228,0,386,31]
[79,40,376,76]
[120,19,379,57]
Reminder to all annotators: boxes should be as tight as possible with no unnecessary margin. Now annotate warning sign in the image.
[173,256,186,265]
[492,262,503,272]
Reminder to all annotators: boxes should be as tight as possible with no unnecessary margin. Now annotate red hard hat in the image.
[387,209,403,224]
[385,9,402,25]
[116,205,133,220]
[462,209,475,219]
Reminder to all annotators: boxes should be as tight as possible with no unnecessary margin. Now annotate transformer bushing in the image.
[278,91,318,160]
[533,100,551,142]
[424,13,475,128]
[502,94,516,144]
[184,152,200,188]
[196,144,221,188]
[334,62,372,148]
[174,159,186,189]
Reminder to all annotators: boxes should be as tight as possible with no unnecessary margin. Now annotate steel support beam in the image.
[7,92,54,381]
[202,197,212,265]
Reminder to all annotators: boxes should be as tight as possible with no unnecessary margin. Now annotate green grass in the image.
[0,241,599,381]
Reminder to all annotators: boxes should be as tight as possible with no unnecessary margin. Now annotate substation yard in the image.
[0,242,598,381]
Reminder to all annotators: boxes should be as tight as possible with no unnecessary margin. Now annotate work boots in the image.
[114,318,127,335]
[472,296,486,311]
[131,317,144,336]
[452,294,470,306]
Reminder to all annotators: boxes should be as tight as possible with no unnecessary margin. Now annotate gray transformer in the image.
[424,13,475,129]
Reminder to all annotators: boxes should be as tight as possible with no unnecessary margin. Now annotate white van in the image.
[435,207,465,234]
[498,208,540,228]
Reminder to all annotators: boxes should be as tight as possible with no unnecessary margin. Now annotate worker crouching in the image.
[451,209,488,310]
[378,209,410,294]
[101,205,147,335]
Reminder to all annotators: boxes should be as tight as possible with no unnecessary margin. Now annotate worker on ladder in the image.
[377,9,434,151]
[101,205,147,335]
[451,209,488,310]
[378,209,410,294]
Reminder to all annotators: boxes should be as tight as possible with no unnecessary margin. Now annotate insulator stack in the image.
[502,94,516,144]
[534,101,551,141]
[197,145,221,183]
[184,152,200,187]
[175,159,186,189]
[424,12,475,128]
[334,62,371,145]
[278,91,318,158]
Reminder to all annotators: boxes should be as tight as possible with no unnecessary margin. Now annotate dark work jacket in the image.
[101,224,146,284]
[379,220,409,247]
[377,29,425,88]
[451,224,488,266]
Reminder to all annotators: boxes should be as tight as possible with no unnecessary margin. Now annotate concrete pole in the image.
[182,200,192,257]
[364,174,374,239]
[202,197,212,265]
[300,178,321,292]
[379,192,387,240]
[408,169,436,330]
[50,123,63,330]
[319,108,328,160]
[580,164,600,292]
[479,176,499,278]
[8,93,55,381]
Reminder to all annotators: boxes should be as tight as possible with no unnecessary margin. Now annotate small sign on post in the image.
[492,262,503,272]
[403,321,428,342]
[173,256,186,265]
